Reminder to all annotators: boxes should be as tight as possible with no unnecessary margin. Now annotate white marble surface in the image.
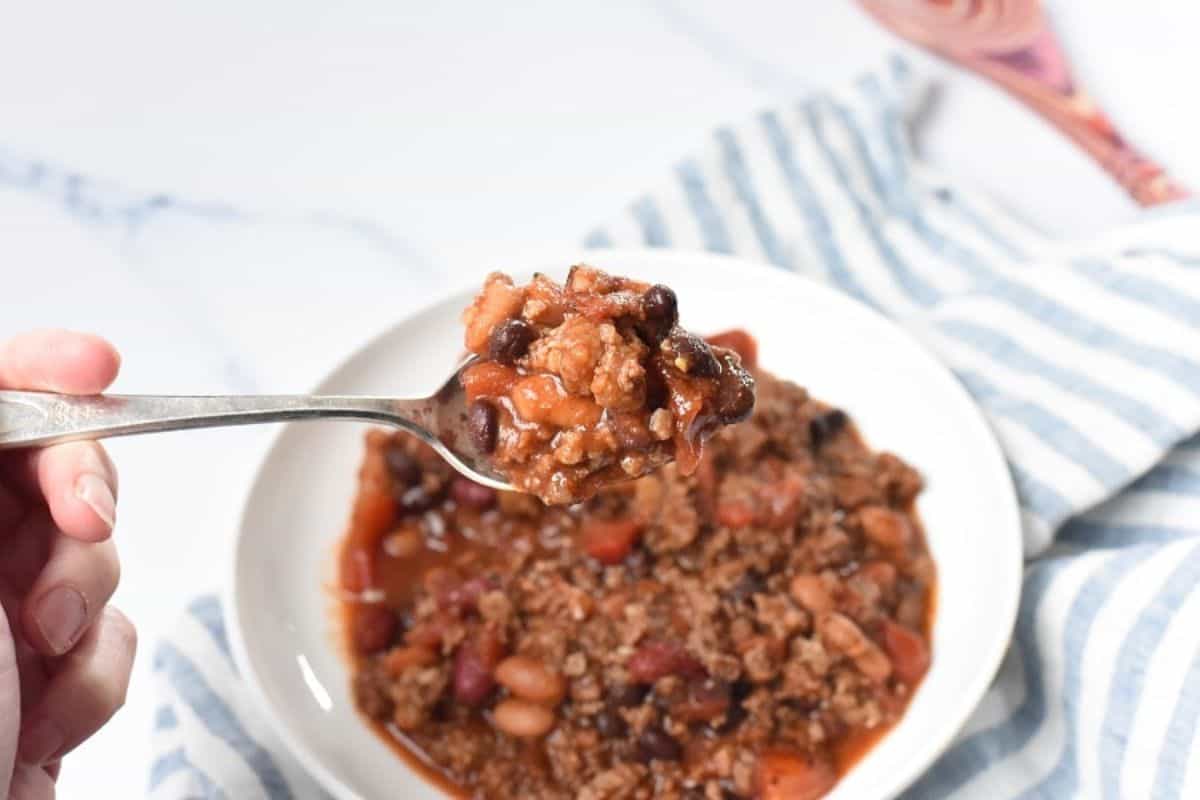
[2,2,1197,796]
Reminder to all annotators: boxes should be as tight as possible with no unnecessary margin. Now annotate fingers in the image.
[22,534,120,657]
[7,762,56,800]
[0,599,19,800]
[20,441,118,541]
[0,330,120,394]
[18,607,136,766]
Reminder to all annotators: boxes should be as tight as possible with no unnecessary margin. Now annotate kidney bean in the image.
[627,640,704,683]
[488,318,537,364]
[859,506,912,549]
[451,476,497,510]
[581,518,643,565]
[354,606,397,654]
[809,409,848,449]
[637,725,682,762]
[453,629,503,705]
[495,655,566,705]
[467,399,499,454]
[492,698,556,738]
[756,752,837,800]
[594,708,627,738]
[880,619,930,685]
[671,678,731,723]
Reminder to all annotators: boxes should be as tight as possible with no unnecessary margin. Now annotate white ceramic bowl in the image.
[226,249,1023,800]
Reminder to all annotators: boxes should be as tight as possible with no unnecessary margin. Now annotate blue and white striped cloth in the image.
[154,57,1200,799]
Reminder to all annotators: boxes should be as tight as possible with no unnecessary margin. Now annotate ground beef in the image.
[337,332,933,800]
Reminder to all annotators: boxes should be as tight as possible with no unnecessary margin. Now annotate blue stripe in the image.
[757,109,874,304]
[1018,548,1158,798]
[1059,520,1200,549]
[1099,544,1200,800]
[800,98,941,306]
[1121,246,1200,268]
[154,642,294,799]
[630,195,671,247]
[714,127,791,268]
[582,227,614,248]
[939,319,1184,446]
[188,594,234,666]
[926,182,1032,262]
[972,270,1200,397]
[154,704,180,731]
[148,746,226,798]
[954,370,1130,487]
[1073,258,1200,328]
[901,558,1078,797]
[1152,643,1200,798]
[1010,462,1075,526]
[675,159,733,253]
[1128,463,1200,495]
[850,75,1011,285]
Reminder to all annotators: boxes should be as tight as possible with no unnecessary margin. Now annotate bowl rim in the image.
[223,246,1024,800]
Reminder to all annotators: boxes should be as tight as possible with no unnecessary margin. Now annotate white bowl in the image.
[226,249,1023,800]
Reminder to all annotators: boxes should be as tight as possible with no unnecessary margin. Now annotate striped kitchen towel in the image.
[153,56,1200,799]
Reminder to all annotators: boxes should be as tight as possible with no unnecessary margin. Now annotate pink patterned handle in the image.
[857,0,1188,206]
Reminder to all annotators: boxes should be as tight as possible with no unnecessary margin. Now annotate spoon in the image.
[0,357,513,491]
[857,0,1188,206]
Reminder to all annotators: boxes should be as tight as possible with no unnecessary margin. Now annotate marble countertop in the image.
[3,1,1197,796]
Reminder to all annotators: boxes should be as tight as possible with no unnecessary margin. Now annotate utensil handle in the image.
[0,391,418,449]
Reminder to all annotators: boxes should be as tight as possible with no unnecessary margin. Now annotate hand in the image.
[0,331,136,799]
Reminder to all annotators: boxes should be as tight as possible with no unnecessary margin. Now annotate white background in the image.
[2,1,1198,796]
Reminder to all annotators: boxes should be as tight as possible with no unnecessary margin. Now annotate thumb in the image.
[0,604,18,799]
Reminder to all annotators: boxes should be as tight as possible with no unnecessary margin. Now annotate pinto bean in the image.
[495,655,567,705]
[881,619,930,685]
[858,506,912,549]
[789,574,834,614]
[492,698,556,738]
[818,612,892,684]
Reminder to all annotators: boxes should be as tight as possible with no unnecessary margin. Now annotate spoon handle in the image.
[0,390,428,449]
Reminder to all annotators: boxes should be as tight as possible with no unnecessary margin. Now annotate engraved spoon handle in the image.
[0,390,427,450]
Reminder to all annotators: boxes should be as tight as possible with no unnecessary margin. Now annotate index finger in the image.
[0,330,121,394]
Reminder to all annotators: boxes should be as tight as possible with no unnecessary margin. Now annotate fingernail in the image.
[75,472,116,531]
[34,585,87,655]
[19,716,64,764]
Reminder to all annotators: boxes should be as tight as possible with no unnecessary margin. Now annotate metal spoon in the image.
[0,357,512,491]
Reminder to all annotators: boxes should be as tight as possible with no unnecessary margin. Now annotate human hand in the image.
[0,331,136,799]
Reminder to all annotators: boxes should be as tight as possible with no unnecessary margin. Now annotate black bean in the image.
[644,366,668,411]
[594,708,627,738]
[715,354,755,424]
[467,399,499,454]
[637,725,682,762]
[384,444,422,486]
[637,284,678,345]
[487,318,537,365]
[730,680,753,702]
[669,332,721,379]
[727,570,764,605]
[395,485,435,515]
[809,409,848,449]
[608,682,648,708]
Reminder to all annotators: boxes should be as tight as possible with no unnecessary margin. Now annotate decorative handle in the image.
[857,0,1188,206]
[0,391,419,450]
